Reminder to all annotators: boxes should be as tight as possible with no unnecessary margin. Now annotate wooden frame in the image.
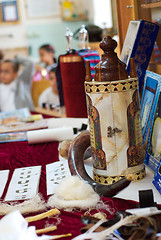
[0,0,20,25]
[25,0,60,20]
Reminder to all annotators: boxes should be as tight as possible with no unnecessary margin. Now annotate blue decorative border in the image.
[1,1,18,22]
[153,161,161,195]
[141,71,161,195]
[125,20,159,92]
[140,70,161,149]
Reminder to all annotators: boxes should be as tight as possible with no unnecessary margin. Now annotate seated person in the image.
[38,68,60,109]
[0,56,35,112]
[34,44,57,81]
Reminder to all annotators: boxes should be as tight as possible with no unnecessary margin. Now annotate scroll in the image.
[27,127,74,144]
[48,118,88,129]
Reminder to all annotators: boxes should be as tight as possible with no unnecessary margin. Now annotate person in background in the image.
[0,50,4,82]
[0,56,35,112]
[39,44,57,71]
[34,44,57,81]
[38,68,60,109]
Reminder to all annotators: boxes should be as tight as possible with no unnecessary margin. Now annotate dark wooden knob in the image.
[95,36,128,82]
[99,36,117,53]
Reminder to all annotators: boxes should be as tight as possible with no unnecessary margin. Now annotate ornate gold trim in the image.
[60,56,83,63]
[85,78,138,93]
[93,167,146,185]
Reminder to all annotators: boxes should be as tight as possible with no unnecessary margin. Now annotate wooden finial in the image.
[95,36,128,82]
[85,61,92,82]
[130,58,137,78]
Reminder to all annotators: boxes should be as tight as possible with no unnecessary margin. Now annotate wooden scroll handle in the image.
[68,131,131,197]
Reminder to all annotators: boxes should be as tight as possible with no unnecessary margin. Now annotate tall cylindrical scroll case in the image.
[85,36,146,185]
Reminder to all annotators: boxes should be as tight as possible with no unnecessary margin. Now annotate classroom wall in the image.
[0,0,94,60]
[27,21,90,60]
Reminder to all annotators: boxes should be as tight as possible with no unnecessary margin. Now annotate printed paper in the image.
[0,170,9,198]
[46,161,71,195]
[5,166,41,201]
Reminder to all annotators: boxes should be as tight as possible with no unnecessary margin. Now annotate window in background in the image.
[93,0,112,29]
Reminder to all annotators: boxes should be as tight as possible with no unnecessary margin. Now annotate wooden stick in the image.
[50,234,72,239]
[36,225,57,234]
[26,208,60,223]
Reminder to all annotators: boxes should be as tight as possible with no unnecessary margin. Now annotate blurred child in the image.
[34,44,57,81]
[39,44,57,71]
[0,56,35,112]
[38,68,60,108]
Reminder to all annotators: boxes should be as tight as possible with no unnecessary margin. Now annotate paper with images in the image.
[46,161,71,196]
[0,170,9,198]
[0,119,48,134]
[0,108,30,125]
[0,132,27,143]
[5,166,41,201]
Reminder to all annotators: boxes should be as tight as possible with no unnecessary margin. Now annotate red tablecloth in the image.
[0,140,139,239]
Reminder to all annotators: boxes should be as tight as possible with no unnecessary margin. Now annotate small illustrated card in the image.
[5,166,41,201]
[0,119,48,134]
[46,161,71,196]
[140,71,161,172]
[0,170,9,198]
[0,132,27,143]
[140,71,161,147]
[0,108,30,125]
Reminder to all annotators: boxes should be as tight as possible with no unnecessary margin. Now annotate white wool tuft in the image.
[47,176,100,211]
[55,176,96,200]
[0,194,46,215]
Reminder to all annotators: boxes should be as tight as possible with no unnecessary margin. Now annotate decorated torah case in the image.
[85,36,146,185]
